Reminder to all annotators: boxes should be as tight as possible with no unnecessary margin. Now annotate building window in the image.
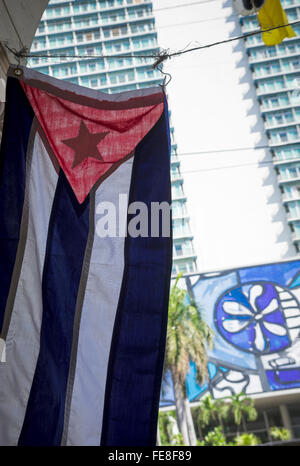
[86,47,95,55]
[178,263,187,273]
[175,244,183,256]
[279,132,288,142]
[188,262,195,273]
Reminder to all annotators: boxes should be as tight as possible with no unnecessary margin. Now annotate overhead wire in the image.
[172,148,296,175]
[153,0,219,12]
[174,159,277,175]
[172,145,272,156]
[158,15,236,29]
[3,3,298,175]
[4,19,300,66]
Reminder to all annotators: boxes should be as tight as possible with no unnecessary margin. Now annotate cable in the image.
[154,0,219,12]
[165,20,300,62]
[176,159,275,175]
[172,145,271,156]
[5,19,300,65]
[159,15,236,29]
[171,147,300,175]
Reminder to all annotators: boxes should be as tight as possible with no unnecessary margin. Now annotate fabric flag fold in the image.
[258,0,296,46]
[0,65,172,446]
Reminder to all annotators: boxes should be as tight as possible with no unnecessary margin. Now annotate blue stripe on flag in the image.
[0,78,34,331]
[101,107,172,446]
[18,172,90,446]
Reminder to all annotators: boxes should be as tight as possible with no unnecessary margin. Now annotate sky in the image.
[152,0,296,273]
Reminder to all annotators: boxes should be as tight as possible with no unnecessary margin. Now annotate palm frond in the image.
[164,275,214,393]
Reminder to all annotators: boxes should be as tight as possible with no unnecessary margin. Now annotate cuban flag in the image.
[0,66,172,446]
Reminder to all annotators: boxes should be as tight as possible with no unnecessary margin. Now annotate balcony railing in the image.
[99,73,161,89]
[273,156,300,165]
[256,83,300,97]
[281,0,300,8]
[292,231,300,241]
[287,211,300,221]
[253,66,300,81]
[278,174,300,183]
[244,32,300,50]
[172,211,189,221]
[43,0,153,17]
[38,10,155,37]
[282,192,300,202]
[172,193,187,202]
[46,56,161,80]
[249,50,300,65]
[261,101,296,113]
[253,67,281,80]
[171,173,184,182]
[173,251,197,262]
[31,33,158,56]
[265,119,298,130]
[173,231,194,240]
[41,0,153,19]
[269,135,300,147]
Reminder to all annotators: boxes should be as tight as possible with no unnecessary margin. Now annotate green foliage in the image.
[227,393,257,429]
[234,433,261,446]
[196,395,215,427]
[195,392,259,444]
[165,274,214,392]
[214,398,230,421]
[269,426,291,441]
[158,412,171,446]
[197,426,231,446]
[158,410,180,446]
[197,395,229,428]
[197,428,261,447]
[170,433,185,446]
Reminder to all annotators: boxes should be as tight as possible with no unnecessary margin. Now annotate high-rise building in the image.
[28,0,197,277]
[240,0,300,253]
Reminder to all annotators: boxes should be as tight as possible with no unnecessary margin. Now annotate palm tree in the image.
[197,394,215,428]
[214,398,230,435]
[163,274,213,445]
[197,394,229,435]
[227,393,257,435]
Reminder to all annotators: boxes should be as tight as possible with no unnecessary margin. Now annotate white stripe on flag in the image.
[0,339,5,363]
[65,159,133,446]
[0,131,58,445]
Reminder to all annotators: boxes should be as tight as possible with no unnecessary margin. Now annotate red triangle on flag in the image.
[21,81,164,204]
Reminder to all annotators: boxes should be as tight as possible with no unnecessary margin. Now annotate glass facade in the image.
[29,0,197,276]
[240,0,300,251]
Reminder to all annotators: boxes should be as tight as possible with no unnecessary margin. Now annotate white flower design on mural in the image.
[222,284,287,352]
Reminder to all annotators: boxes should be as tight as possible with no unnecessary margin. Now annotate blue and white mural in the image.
[160,259,300,406]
